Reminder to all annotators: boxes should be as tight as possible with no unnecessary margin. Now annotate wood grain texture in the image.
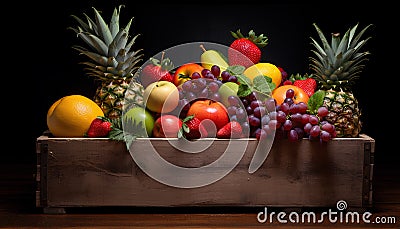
[36,135,375,209]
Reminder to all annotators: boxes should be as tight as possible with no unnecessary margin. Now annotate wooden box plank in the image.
[36,134,375,209]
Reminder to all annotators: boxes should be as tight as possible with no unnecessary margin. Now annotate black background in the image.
[9,2,397,168]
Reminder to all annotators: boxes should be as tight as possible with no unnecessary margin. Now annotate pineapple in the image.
[309,23,373,137]
[69,5,144,119]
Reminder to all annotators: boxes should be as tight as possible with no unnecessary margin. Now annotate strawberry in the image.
[86,116,112,138]
[140,52,174,88]
[293,78,317,97]
[180,115,208,140]
[216,121,242,139]
[228,29,268,68]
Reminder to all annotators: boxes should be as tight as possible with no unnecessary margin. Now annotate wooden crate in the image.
[35,134,375,213]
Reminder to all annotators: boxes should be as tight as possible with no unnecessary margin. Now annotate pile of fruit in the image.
[46,5,373,146]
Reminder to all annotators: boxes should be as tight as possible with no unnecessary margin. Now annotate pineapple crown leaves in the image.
[309,23,373,91]
[231,29,269,48]
[69,5,144,80]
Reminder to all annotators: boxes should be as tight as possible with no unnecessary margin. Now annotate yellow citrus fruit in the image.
[47,95,104,137]
[243,63,282,91]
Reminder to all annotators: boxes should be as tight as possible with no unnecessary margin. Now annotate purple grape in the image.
[321,122,335,134]
[241,121,250,137]
[297,102,308,114]
[261,115,271,125]
[289,103,299,114]
[247,92,257,101]
[288,129,299,142]
[290,113,302,123]
[320,130,331,142]
[268,119,280,130]
[227,106,237,116]
[269,111,277,120]
[250,100,262,110]
[253,106,266,118]
[228,95,240,106]
[256,129,267,140]
[249,114,261,127]
[303,123,312,133]
[264,97,277,112]
[317,106,329,118]
[211,65,221,77]
[286,89,295,99]
[210,93,221,102]
[276,110,287,123]
[280,102,290,114]
[221,71,231,82]
[228,75,238,83]
[309,115,319,125]
[301,114,310,125]
[284,97,294,106]
[241,98,249,107]
[245,106,253,115]
[236,107,246,121]
[198,88,209,98]
[208,81,219,93]
[205,72,215,79]
[196,78,207,89]
[294,127,305,139]
[310,125,321,137]
[191,72,201,79]
[182,80,192,91]
[283,119,293,131]
[201,69,211,77]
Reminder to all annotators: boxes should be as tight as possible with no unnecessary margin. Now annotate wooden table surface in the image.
[1,160,399,228]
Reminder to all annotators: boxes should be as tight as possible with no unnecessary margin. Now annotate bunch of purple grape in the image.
[274,88,337,142]
[225,92,275,139]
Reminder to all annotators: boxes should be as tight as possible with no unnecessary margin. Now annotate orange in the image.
[47,95,104,137]
[243,63,282,90]
[272,85,309,105]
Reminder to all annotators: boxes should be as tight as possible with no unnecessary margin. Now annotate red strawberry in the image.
[86,116,112,138]
[216,121,242,139]
[140,53,174,88]
[293,78,317,97]
[228,29,268,68]
[181,116,207,140]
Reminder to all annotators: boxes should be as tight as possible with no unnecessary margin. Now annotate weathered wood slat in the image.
[36,134,375,210]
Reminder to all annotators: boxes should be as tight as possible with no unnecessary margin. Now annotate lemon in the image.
[243,63,282,90]
[47,95,104,137]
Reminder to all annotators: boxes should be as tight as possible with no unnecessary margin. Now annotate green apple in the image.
[123,106,155,137]
[218,82,239,107]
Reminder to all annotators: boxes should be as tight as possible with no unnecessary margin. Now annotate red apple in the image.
[152,115,183,138]
[186,99,229,137]
[173,63,204,86]
[144,81,179,114]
